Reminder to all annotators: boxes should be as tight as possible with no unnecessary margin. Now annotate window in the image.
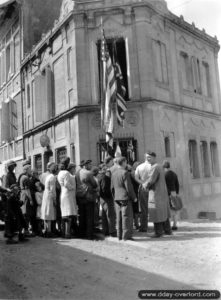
[152,40,168,84]
[34,154,42,175]
[67,47,73,79]
[6,44,11,81]
[27,84,30,108]
[180,52,193,90]
[200,141,210,177]
[53,56,65,115]
[191,57,202,94]
[56,147,67,164]
[210,142,220,177]
[14,32,20,72]
[188,140,200,178]
[98,139,137,164]
[0,54,1,86]
[164,136,171,157]
[97,37,129,100]
[202,62,211,97]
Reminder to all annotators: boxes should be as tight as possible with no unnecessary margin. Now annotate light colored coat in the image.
[57,170,77,217]
[41,174,56,220]
[145,163,170,223]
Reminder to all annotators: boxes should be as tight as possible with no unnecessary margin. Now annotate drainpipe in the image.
[19,0,26,160]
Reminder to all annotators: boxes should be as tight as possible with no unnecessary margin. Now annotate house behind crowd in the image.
[0,0,221,219]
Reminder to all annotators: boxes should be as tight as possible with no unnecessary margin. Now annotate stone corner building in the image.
[0,0,221,219]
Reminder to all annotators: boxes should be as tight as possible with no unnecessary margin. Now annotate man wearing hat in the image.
[143,151,171,237]
[76,159,98,239]
[2,160,17,189]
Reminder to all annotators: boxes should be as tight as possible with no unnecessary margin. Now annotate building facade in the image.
[0,0,62,176]
[1,0,221,219]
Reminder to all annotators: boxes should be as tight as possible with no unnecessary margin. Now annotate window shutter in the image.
[34,73,46,122]
[8,98,17,140]
[1,101,10,142]
[45,66,53,119]
[35,66,53,123]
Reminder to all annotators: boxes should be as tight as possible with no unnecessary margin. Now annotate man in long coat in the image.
[143,151,171,237]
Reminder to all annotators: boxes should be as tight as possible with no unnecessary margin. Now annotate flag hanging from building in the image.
[113,43,127,127]
[101,29,117,147]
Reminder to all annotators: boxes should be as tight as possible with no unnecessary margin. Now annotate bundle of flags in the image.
[100,29,127,150]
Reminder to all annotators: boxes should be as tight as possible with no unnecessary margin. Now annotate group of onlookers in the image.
[0,150,181,244]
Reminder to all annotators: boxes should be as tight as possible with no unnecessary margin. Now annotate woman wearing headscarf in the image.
[41,162,57,237]
[57,158,77,238]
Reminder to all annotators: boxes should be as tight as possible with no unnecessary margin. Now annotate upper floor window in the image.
[67,47,73,79]
[97,37,129,101]
[202,62,212,97]
[152,40,168,84]
[6,44,11,81]
[188,139,200,178]
[210,142,220,177]
[27,84,30,108]
[200,141,210,177]
[14,32,20,72]
[180,52,193,90]
[191,56,202,94]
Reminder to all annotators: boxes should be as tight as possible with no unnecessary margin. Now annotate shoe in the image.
[110,232,117,237]
[6,239,18,244]
[164,231,173,235]
[172,226,178,230]
[18,234,29,242]
[150,233,163,238]
[138,229,147,232]
[123,237,135,241]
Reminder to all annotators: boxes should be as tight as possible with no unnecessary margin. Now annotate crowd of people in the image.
[0,150,181,244]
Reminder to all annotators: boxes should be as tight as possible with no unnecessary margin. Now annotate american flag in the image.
[101,30,116,147]
[113,44,127,126]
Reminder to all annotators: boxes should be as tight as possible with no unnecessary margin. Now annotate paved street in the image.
[0,221,221,300]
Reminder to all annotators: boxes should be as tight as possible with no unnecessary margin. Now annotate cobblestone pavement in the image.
[0,220,220,300]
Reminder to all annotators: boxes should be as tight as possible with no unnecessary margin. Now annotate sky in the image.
[166,0,221,80]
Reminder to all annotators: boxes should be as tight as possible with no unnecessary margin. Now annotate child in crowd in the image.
[35,181,44,236]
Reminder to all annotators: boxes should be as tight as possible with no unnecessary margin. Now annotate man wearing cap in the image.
[2,160,17,189]
[143,151,171,237]
[134,153,151,232]
[76,159,98,239]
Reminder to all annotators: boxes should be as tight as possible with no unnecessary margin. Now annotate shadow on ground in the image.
[0,234,196,300]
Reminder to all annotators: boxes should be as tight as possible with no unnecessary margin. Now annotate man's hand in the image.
[134,198,138,203]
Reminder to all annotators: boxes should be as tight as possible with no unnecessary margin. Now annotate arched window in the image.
[188,140,200,178]
[164,136,171,157]
[210,142,220,177]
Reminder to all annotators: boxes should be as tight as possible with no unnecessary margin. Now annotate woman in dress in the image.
[41,162,57,237]
[57,158,77,238]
